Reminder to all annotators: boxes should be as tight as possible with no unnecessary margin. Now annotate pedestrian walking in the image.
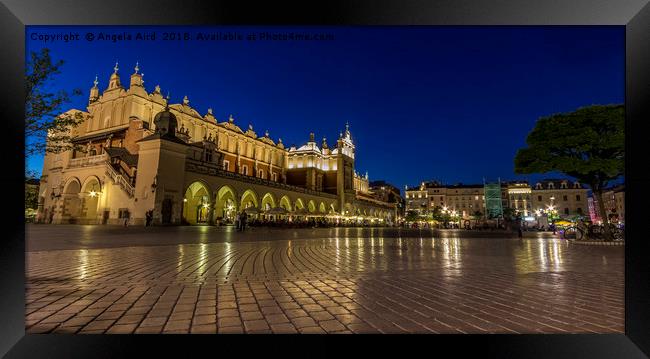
[241,211,248,231]
[235,212,241,231]
[145,210,153,226]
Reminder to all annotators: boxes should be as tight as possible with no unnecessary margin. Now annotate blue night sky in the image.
[26,26,624,190]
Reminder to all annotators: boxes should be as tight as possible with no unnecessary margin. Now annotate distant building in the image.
[405,177,590,221]
[590,185,624,224]
[369,180,405,218]
[506,181,532,216]
[530,179,589,218]
[405,181,485,219]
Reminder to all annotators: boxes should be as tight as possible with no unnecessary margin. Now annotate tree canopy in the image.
[514,104,624,192]
[514,104,624,240]
[25,48,84,158]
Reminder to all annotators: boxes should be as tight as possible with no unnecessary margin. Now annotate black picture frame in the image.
[1,0,649,357]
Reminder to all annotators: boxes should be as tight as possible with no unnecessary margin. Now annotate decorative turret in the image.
[336,122,355,158]
[245,124,257,138]
[106,61,122,90]
[277,138,284,149]
[89,75,99,104]
[204,108,216,123]
[183,95,190,106]
[322,137,328,149]
[129,61,144,88]
[309,132,315,142]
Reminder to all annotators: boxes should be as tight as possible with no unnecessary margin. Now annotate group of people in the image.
[234,211,248,231]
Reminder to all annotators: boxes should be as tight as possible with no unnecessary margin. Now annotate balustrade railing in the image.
[68,154,108,168]
[105,163,135,198]
[185,158,337,198]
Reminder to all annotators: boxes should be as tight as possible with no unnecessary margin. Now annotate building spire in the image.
[113,61,119,74]
[89,74,100,103]
[134,61,139,74]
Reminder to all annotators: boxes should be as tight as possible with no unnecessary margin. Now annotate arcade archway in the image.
[215,185,237,224]
[61,178,82,223]
[183,181,211,225]
[81,176,101,223]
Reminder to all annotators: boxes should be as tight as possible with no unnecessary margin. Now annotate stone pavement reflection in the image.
[25,225,624,334]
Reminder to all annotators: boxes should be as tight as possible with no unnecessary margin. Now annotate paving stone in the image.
[270,323,298,334]
[25,226,624,335]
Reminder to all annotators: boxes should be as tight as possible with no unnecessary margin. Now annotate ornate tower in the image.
[129,62,144,88]
[336,122,356,214]
[106,61,122,91]
[134,105,188,225]
[88,75,99,104]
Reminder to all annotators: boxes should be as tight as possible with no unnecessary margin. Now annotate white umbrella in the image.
[267,207,288,215]
[244,207,261,214]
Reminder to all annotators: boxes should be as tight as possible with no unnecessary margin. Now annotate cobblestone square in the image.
[25,225,624,334]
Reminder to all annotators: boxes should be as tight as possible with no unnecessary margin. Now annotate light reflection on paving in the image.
[25,226,624,334]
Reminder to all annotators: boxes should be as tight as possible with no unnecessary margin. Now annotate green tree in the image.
[25,178,39,210]
[472,210,483,221]
[26,48,84,158]
[429,206,443,221]
[405,210,419,222]
[502,207,515,221]
[514,105,624,241]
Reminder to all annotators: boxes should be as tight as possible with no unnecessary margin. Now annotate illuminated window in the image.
[242,165,248,175]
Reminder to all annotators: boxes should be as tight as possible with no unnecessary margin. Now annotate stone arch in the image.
[319,202,326,214]
[61,177,82,222]
[240,189,259,209]
[80,175,102,223]
[261,192,276,212]
[307,200,316,213]
[215,185,237,224]
[294,198,305,210]
[279,195,292,212]
[330,202,337,214]
[63,177,82,194]
[183,181,212,225]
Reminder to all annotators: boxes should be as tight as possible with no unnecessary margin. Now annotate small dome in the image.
[153,107,178,137]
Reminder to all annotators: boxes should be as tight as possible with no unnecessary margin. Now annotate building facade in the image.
[530,179,589,218]
[404,181,485,219]
[405,178,590,221]
[37,64,395,226]
[368,180,405,219]
[589,185,625,224]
